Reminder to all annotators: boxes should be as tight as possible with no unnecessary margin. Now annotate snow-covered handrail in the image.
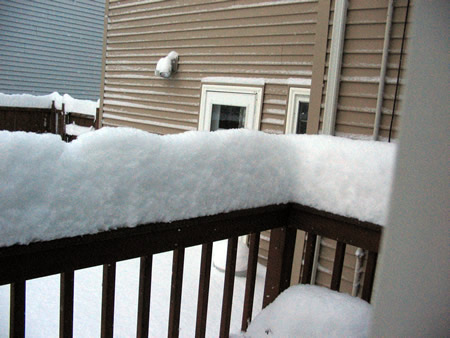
[0,128,396,247]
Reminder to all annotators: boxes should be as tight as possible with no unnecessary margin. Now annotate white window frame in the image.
[285,87,311,134]
[198,84,263,131]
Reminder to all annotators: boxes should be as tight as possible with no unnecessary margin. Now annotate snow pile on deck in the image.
[237,284,372,337]
[0,128,396,247]
[0,92,98,116]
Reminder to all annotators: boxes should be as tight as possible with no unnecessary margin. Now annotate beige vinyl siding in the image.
[316,0,411,140]
[310,0,412,291]
[101,0,318,134]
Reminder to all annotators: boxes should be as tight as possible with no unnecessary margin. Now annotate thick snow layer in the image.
[0,92,99,116]
[0,128,396,247]
[235,284,372,337]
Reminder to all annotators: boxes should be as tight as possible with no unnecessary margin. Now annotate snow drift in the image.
[0,128,396,247]
[238,284,372,337]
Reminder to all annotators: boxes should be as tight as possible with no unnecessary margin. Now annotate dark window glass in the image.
[296,101,309,134]
[211,104,246,131]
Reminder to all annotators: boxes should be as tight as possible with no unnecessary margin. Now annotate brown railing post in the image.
[51,100,57,134]
[60,270,74,338]
[362,251,378,303]
[10,281,26,338]
[241,232,260,331]
[94,107,100,129]
[195,242,213,338]
[263,226,296,308]
[101,263,116,338]
[137,256,153,338]
[60,103,66,140]
[168,248,185,338]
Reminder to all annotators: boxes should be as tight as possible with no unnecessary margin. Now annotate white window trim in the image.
[198,84,263,131]
[285,87,311,134]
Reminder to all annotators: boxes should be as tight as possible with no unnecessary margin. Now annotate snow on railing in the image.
[0,128,390,337]
[0,128,396,248]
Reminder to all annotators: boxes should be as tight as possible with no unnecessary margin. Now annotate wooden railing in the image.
[0,203,382,338]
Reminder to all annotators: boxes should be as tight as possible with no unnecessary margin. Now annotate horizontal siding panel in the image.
[103,117,193,135]
[106,63,311,72]
[109,0,313,16]
[0,38,103,61]
[102,0,318,131]
[109,12,315,35]
[107,36,314,50]
[0,32,103,55]
[105,91,198,107]
[103,111,197,125]
[107,55,312,65]
[1,72,100,89]
[104,79,200,91]
[109,1,317,24]
[103,105,198,121]
[109,0,223,13]
[103,100,198,117]
[0,0,104,100]
[0,14,103,43]
[107,24,315,44]
[1,58,102,77]
[104,84,200,98]
[1,1,104,23]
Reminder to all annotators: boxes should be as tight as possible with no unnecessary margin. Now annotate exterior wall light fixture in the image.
[155,51,179,78]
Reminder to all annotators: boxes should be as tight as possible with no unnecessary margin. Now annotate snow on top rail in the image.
[0,128,396,247]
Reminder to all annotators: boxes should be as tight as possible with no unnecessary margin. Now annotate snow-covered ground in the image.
[0,245,267,337]
[0,128,396,248]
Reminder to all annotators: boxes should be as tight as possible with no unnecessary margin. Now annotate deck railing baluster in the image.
[219,237,238,338]
[330,242,346,291]
[241,232,260,332]
[168,248,185,338]
[195,242,213,338]
[60,270,74,338]
[137,255,153,338]
[10,280,26,338]
[101,263,116,338]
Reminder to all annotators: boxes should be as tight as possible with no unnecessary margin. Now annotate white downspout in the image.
[322,0,348,135]
[373,0,395,140]
[311,0,348,285]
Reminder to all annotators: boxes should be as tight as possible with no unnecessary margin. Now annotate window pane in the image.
[296,102,309,134]
[211,104,246,131]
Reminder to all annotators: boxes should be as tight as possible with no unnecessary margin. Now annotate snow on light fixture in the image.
[155,51,179,78]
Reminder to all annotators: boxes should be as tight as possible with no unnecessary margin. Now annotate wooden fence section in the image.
[0,103,64,136]
[0,103,95,141]
[0,203,382,338]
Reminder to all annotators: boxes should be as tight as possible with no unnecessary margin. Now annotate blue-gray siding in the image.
[0,0,104,100]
